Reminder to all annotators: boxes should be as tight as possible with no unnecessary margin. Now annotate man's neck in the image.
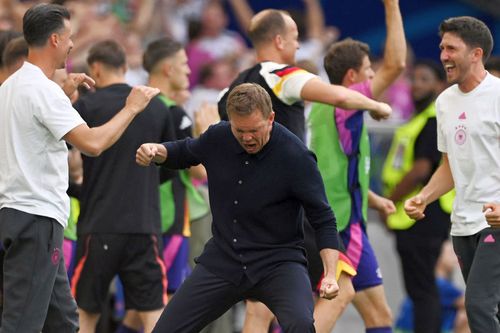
[255,49,287,65]
[95,76,126,88]
[0,68,9,84]
[413,93,437,113]
[27,51,57,79]
[148,75,173,98]
[458,66,487,93]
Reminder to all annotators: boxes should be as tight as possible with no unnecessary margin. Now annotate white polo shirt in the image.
[436,72,500,236]
[0,62,85,227]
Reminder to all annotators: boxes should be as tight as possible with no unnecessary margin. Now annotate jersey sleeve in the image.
[260,63,316,105]
[435,97,447,153]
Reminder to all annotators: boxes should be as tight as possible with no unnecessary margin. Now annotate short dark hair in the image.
[2,37,28,69]
[248,10,288,48]
[485,56,500,72]
[439,16,493,63]
[87,40,126,68]
[23,3,70,47]
[226,83,273,118]
[323,38,370,84]
[0,30,22,67]
[143,37,183,73]
[414,59,446,82]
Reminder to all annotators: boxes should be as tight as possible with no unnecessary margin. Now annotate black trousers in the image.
[453,229,500,333]
[152,262,315,333]
[0,208,78,333]
[395,229,446,333]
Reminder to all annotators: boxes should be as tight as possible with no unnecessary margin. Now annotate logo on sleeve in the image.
[458,112,466,120]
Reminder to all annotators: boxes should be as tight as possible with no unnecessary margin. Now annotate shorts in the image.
[163,234,192,293]
[71,233,167,312]
[340,221,383,291]
[303,219,356,292]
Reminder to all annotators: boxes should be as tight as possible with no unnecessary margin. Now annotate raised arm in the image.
[301,77,392,119]
[370,0,406,99]
[227,0,254,34]
[64,86,160,156]
[303,0,325,40]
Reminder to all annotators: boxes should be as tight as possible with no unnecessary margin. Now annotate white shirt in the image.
[436,72,500,236]
[0,62,85,227]
[197,30,245,60]
[184,86,221,120]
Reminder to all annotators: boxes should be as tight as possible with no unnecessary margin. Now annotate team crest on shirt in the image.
[454,125,467,145]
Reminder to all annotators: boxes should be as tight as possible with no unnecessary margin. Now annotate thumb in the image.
[483,203,494,213]
[149,145,158,157]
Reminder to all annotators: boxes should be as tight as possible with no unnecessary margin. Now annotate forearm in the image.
[66,105,139,157]
[389,160,432,202]
[87,107,139,155]
[419,155,454,204]
[319,248,339,278]
[227,0,253,33]
[130,0,155,36]
[382,0,406,74]
[368,190,382,209]
[304,0,324,39]
[389,170,424,202]
[301,78,384,112]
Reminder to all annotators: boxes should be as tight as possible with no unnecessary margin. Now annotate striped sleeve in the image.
[260,62,316,105]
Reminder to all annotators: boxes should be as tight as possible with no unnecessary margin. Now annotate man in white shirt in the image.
[405,16,500,333]
[0,4,159,332]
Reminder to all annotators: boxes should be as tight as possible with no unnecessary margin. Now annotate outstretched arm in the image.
[65,86,160,156]
[301,78,392,119]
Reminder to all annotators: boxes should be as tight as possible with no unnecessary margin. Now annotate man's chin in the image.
[243,145,259,154]
[446,74,458,85]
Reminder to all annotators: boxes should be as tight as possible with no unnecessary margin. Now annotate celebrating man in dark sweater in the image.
[137,83,341,333]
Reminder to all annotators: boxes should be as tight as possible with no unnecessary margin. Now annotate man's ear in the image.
[274,34,284,51]
[49,33,59,48]
[162,60,172,77]
[121,64,128,75]
[88,62,101,81]
[268,111,275,123]
[344,68,357,85]
[470,47,484,64]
